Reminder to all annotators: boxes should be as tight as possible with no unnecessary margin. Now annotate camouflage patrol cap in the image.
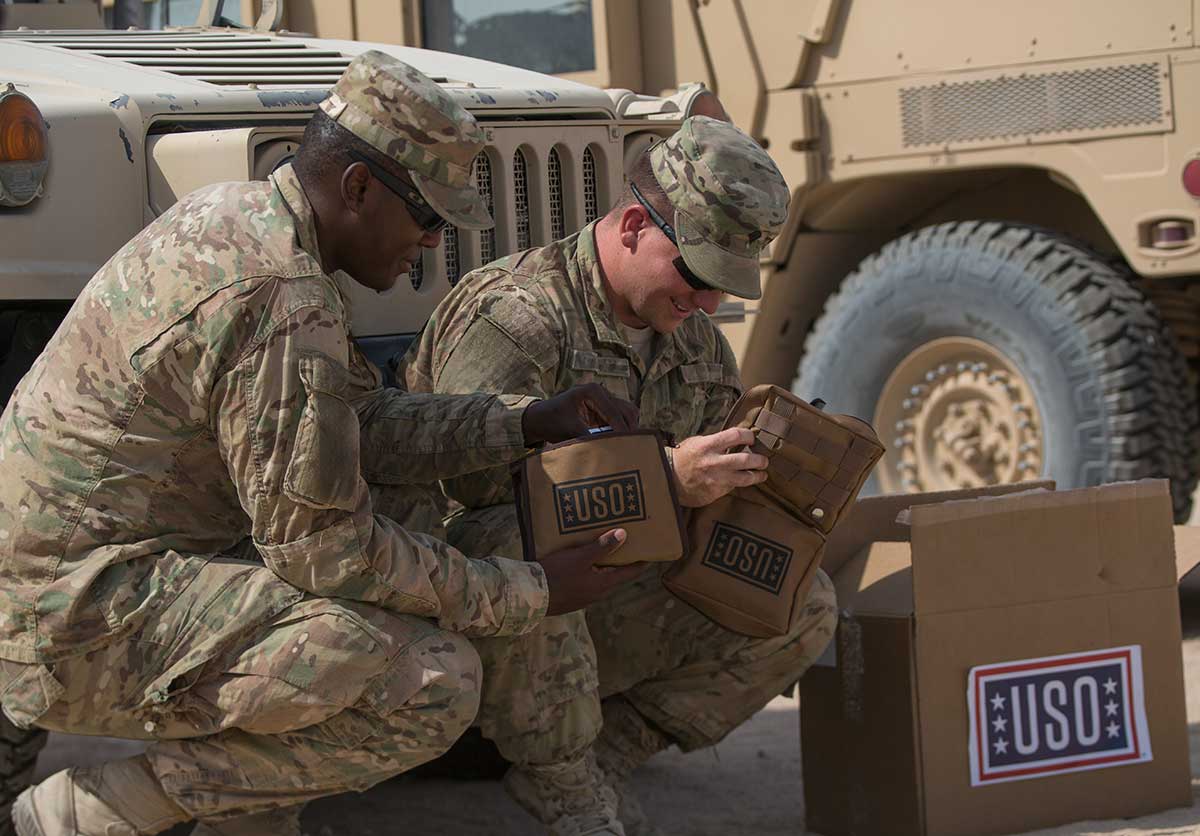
[651,116,789,300]
[320,50,493,230]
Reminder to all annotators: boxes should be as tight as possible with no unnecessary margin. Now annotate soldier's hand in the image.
[670,427,768,507]
[541,529,644,616]
[522,383,639,446]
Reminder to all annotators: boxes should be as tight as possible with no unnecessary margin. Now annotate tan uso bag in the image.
[664,385,884,637]
[511,430,686,567]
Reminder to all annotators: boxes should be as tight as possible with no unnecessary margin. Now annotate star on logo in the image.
[1105,700,1119,717]
[990,693,1006,712]
[1106,722,1121,739]
[992,716,1008,733]
[1103,677,1118,696]
[993,738,1008,755]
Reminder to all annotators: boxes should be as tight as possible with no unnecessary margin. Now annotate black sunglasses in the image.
[629,182,715,292]
[347,150,449,234]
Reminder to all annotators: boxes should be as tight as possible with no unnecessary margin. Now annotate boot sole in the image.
[11,788,46,836]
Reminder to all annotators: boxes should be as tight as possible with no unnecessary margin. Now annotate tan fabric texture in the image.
[512,431,684,567]
[664,385,884,637]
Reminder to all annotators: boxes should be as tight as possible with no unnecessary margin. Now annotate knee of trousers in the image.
[372,628,483,757]
[780,569,838,667]
[189,601,482,746]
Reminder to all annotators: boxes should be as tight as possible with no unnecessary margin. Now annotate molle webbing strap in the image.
[751,405,881,528]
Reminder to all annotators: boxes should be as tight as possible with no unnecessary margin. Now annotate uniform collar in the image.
[574,223,627,352]
[271,163,322,265]
[271,162,355,328]
[572,222,695,380]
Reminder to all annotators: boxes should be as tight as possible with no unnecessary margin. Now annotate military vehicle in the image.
[312,0,1200,522]
[0,8,711,828]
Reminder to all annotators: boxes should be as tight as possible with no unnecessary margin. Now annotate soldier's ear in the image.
[616,205,648,252]
[340,161,371,215]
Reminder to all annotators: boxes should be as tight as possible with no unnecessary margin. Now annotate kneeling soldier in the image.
[403,117,839,835]
[0,51,642,836]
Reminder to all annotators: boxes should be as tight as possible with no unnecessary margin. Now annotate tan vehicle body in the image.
[278,0,1200,514]
[0,20,700,385]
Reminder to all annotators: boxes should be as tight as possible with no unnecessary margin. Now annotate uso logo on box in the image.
[701,522,792,595]
[554,470,646,534]
[967,645,1152,786]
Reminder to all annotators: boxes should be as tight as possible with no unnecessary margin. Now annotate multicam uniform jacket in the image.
[0,164,548,665]
[403,222,743,509]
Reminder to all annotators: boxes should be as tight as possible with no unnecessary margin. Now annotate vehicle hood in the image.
[0,29,616,119]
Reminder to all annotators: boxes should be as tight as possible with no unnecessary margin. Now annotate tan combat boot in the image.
[593,698,671,836]
[191,804,303,835]
[13,754,188,836]
[503,749,625,836]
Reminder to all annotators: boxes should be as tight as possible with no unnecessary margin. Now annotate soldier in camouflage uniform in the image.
[403,116,839,836]
[0,51,643,836]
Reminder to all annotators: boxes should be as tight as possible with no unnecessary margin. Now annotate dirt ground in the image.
[31,590,1200,836]
[30,567,1200,835]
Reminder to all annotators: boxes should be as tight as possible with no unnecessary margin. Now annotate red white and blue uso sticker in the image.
[967,645,1152,786]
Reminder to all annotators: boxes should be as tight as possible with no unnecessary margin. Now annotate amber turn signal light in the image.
[0,90,46,163]
[0,85,49,207]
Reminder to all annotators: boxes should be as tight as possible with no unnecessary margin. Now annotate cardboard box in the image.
[801,480,1195,836]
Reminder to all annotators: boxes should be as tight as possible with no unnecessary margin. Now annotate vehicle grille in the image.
[899,61,1168,147]
[7,30,350,87]
[404,134,615,301]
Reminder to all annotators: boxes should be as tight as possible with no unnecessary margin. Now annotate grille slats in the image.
[582,147,598,223]
[408,254,425,292]
[443,226,461,287]
[514,149,531,251]
[427,140,607,289]
[900,62,1166,147]
[12,31,350,87]
[548,148,566,241]
[474,153,496,267]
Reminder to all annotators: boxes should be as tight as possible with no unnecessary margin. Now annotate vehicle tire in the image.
[796,221,1200,521]
[0,716,47,836]
[0,309,66,410]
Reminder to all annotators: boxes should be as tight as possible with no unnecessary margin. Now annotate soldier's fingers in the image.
[730,469,769,488]
[576,528,627,567]
[578,385,637,431]
[722,451,769,471]
[593,561,646,587]
[702,427,755,452]
[612,398,640,430]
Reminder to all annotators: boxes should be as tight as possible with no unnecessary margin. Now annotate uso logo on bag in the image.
[554,470,647,534]
[701,522,792,594]
[967,646,1152,786]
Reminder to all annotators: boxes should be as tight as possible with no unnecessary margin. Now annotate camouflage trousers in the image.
[447,503,838,766]
[0,486,477,822]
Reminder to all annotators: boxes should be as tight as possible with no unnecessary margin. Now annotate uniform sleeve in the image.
[697,327,744,435]
[353,377,535,485]
[210,302,548,637]
[429,294,561,509]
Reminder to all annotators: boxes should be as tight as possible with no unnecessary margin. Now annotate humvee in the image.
[0,8,710,827]
[311,0,1200,523]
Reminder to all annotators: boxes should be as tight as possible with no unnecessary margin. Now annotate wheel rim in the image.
[874,337,1045,493]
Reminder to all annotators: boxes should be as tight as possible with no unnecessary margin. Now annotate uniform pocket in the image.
[567,349,632,401]
[284,352,362,512]
[0,663,65,729]
[676,363,740,433]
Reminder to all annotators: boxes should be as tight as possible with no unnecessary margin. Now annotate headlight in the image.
[0,84,49,207]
